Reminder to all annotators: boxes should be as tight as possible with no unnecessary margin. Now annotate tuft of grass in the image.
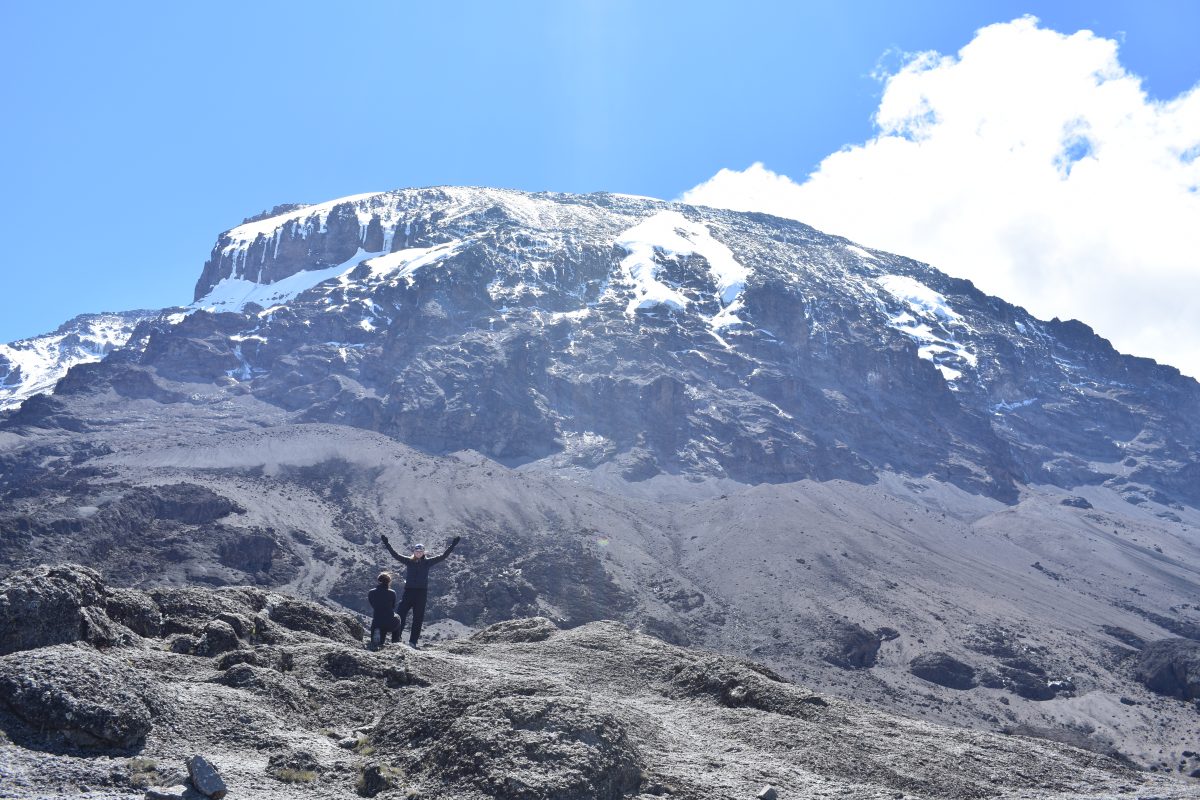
[274,768,318,784]
[126,757,162,789]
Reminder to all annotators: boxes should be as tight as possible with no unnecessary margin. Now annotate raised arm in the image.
[380,534,412,564]
[424,536,461,566]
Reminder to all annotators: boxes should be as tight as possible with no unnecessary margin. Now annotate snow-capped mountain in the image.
[157,186,1197,506]
[0,310,170,410]
[3,186,1199,772]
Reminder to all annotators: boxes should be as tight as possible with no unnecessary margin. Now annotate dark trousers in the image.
[396,587,428,644]
[371,614,400,645]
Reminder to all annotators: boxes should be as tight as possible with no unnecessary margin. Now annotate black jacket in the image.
[367,585,397,626]
[383,539,458,589]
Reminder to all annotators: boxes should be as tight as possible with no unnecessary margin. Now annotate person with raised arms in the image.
[379,534,461,649]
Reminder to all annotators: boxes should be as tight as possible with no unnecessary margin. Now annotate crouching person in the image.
[368,572,400,648]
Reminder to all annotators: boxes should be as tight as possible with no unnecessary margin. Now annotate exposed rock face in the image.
[1,568,1193,799]
[0,309,171,411]
[1135,639,1200,700]
[375,678,643,800]
[0,563,132,655]
[0,645,158,751]
[910,652,978,690]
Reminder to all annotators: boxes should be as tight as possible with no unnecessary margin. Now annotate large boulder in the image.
[910,652,978,690]
[0,644,159,751]
[819,621,882,669]
[266,597,363,644]
[373,678,643,800]
[1134,638,1200,700]
[666,655,828,718]
[0,563,130,655]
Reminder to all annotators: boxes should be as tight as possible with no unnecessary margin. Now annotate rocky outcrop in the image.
[0,568,1193,799]
[1135,639,1200,700]
[0,309,167,412]
[0,645,158,751]
[910,652,978,690]
[0,564,131,655]
[373,678,643,800]
[819,621,882,669]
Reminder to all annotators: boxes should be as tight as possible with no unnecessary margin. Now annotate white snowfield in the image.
[877,274,978,385]
[194,241,466,314]
[614,210,751,344]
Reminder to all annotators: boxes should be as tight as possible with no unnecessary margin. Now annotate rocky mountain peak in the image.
[149,185,1199,506]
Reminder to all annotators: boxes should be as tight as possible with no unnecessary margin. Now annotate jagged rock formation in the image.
[0,309,173,410]
[1,565,1196,799]
[2,187,1200,779]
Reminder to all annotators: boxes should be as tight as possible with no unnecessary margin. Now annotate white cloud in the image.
[681,16,1200,379]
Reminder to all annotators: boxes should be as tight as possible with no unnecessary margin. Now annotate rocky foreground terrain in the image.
[2,564,1197,800]
[2,187,1199,793]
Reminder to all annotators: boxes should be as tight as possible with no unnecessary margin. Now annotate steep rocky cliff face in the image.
[2,187,1200,781]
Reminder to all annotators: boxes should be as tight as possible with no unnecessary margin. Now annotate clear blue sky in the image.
[2,1,1197,342]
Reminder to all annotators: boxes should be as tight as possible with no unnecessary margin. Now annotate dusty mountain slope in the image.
[1,564,1194,800]
[2,404,1197,774]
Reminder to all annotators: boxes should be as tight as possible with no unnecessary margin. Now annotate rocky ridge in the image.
[1,564,1195,800]
[0,310,173,411]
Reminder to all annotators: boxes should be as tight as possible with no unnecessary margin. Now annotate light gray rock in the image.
[143,786,189,800]
[186,755,227,800]
[0,644,157,751]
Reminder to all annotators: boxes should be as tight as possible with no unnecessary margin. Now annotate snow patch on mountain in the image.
[846,244,877,261]
[877,275,977,384]
[878,275,964,323]
[0,313,158,410]
[195,253,373,313]
[342,240,466,288]
[196,240,468,315]
[614,211,751,342]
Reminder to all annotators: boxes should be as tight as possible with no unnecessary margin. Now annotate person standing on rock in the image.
[367,572,401,648]
[380,534,461,648]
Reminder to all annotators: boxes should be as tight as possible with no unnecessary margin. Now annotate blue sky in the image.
[2,1,1198,350]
